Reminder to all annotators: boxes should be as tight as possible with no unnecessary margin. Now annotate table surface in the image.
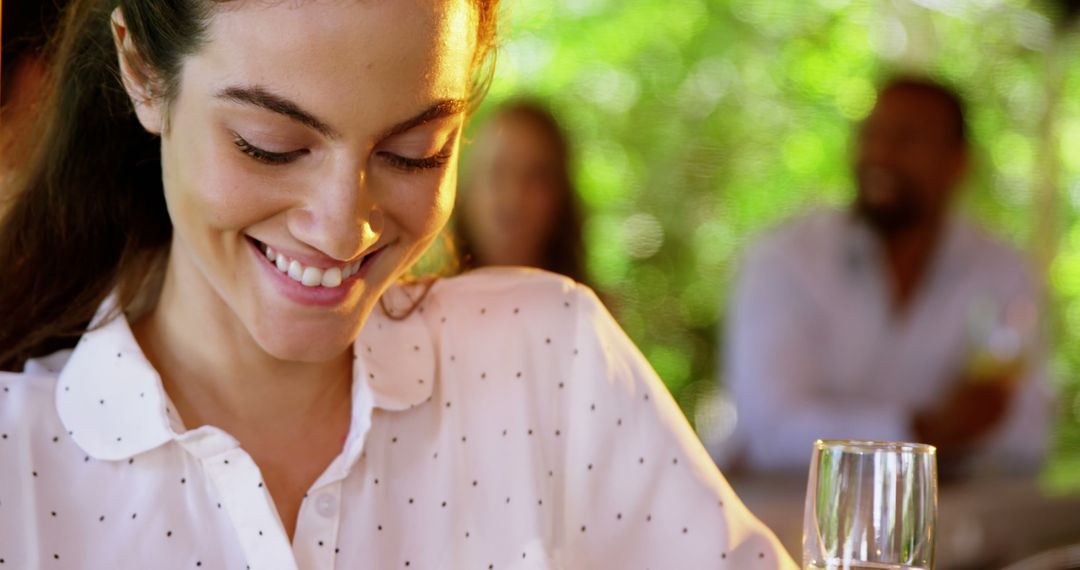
[729,474,1080,570]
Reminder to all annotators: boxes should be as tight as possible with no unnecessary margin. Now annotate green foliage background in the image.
[467,0,1080,489]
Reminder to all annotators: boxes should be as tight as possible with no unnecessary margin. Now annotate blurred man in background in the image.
[725,77,1053,476]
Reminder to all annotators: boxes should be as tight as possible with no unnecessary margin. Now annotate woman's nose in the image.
[287,167,383,261]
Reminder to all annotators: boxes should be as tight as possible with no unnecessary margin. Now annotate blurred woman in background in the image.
[455,100,589,284]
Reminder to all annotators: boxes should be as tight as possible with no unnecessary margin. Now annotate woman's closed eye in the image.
[232,133,309,165]
[376,125,459,173]
[376,149,454,172]
[232,127,456,172]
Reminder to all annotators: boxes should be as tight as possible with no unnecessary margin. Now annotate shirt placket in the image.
[291,373,376,570]
[178,428,299,570]
[292,481,344,569]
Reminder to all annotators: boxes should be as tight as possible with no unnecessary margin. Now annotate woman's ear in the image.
[111,8,165,135]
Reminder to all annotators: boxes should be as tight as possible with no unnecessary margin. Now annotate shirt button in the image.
[315,493,338,518]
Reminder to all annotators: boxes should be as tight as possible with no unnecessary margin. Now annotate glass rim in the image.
[814,439,937,455]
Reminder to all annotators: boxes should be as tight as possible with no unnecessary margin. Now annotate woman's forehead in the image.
[185,0,476,131]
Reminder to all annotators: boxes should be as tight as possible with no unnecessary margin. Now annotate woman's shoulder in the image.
[421,266,609,356]
[430,267,605,317]
[436,266,582,297]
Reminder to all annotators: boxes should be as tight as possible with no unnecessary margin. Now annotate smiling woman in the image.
[0,1,795,569]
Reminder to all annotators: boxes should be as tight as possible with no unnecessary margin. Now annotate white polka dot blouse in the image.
[0,268,796,569]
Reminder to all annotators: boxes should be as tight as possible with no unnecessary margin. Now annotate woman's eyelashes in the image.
[232,134,309,165]
[376,149,453,172]
[232,133,453,172]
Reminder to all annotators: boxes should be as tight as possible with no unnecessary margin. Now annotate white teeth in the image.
[301,266,323,287]
[321,267,342,288]
[287,260,303,281]
[260,241,361,289]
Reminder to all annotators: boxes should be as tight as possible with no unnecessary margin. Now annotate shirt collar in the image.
[352,283,437,411]
[57,285,437,461]
[841,210,882,272]
[841,211,968,274]
[56,296,176,461]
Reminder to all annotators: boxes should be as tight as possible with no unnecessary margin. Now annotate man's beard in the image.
[854,168,923,236]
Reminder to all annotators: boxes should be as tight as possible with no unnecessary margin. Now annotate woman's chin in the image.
[257,331,355,364]
[247,314,363,364]
[238,282,383,363]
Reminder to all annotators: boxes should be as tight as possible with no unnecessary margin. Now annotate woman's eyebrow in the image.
[215,85,466,141]
[377,98,468,140]
[217,85,338,138]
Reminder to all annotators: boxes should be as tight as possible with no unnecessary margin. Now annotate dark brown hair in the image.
[0,0,501,371]
[454,99,588,284]
[1,2,66,106]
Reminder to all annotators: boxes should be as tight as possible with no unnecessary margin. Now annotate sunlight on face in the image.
[159,0,477,361]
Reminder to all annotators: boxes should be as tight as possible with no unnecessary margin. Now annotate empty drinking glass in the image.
[803,440,938,570]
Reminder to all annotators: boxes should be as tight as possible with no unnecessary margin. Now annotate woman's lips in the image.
[248,236,381,289]
[246,236,385,307]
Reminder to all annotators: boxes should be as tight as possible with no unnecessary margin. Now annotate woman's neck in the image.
[132,247,353,540]
[131,250,353,433]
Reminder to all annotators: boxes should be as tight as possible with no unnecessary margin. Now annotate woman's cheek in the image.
[382,169,457,239]
[162,128,261,232]
[186,145,288,231]
[430,171,458,230]
[211,169,281,229]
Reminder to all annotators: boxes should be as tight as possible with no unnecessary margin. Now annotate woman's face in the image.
[138,0,476,361]
[463,114,564,268]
